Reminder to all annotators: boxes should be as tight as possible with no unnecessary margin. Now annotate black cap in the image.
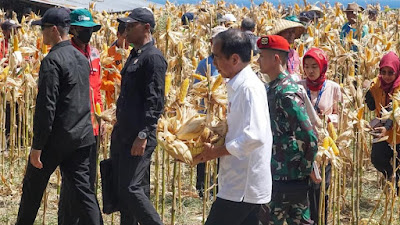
[117,7,155,28]
[1,20,21,30]
[181,12,194,25]
[32,7,71,27]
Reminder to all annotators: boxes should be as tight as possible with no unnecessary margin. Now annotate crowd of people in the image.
[1,1,399,225]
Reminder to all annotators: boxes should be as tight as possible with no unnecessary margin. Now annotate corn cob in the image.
[178,78,190,103]
[191,57,198,69]
[322,136,330,150]
[329,137,340,156]
[308,26,314,37]
[298,43,304,57]
[324,23,331,33]
[385,42,392,51]
[166,17,172,31]
[347,30,353,42]
[165,73,172,96]
[212,75,223,92]
[13,35,19,52]
[357,107,364,120]
[95,103,102,115]
[327,122,337,141]
[192,73,207,81]
[349,66,355,77]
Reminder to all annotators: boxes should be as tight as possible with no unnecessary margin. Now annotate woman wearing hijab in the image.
[365,51,400,189]
[298,48,342,225]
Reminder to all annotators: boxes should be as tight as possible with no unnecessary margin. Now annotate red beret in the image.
[257,35,290,52]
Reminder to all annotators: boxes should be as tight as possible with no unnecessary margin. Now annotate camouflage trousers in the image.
[259,180,314,225]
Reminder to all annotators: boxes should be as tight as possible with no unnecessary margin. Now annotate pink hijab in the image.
[304,48,329,91]
[379,51,400,94]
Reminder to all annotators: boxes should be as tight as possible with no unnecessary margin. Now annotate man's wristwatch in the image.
[138,131,147,140]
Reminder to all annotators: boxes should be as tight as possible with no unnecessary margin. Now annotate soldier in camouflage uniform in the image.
[257,35,318,225]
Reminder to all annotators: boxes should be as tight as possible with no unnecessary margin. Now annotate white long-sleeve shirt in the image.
[218,65,273,204]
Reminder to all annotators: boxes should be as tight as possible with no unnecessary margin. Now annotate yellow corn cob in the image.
[212,75,223,92]
[369,26,374,34]
[335,6,340,17]
[298,43,304,57]
[294,3,300,11]
[327,122,338,141]
[349,66,355,77]
[385,42,392,51]
[383,36,387,45]
[192,73,207,81]
[95,103,102,115]
[20,27,25,35]
[177,42,184,55]
[260,17,265,25]
[322,136,330,150]
[324,23,331,33]
[13,35,19,52]
[0,66,9,81]
[166,17,171,31]
[308,26,314,37]
[357,107,364,120]
[347,30,353,42]
[365,47,372,62]
[267,10,272,20]
[384,21,388,29]
[314,37,319,47]
[329,137,340,156]
[179,78,190,103]
[165,73,172,96]
[191,57,198,69]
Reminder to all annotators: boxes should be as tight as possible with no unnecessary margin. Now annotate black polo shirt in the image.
[112,41,167,146]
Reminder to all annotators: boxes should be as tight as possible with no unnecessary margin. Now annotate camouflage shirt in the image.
[267,71,318,181]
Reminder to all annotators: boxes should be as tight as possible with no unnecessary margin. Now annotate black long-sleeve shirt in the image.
[112,41,167,146]
[32,40,95,151]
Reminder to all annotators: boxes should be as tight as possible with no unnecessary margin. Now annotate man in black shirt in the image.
[111,7,167,225]
[15,8,103,225]
[240,17,259,55]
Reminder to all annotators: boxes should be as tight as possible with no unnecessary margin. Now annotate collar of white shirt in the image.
[227,65,252,92]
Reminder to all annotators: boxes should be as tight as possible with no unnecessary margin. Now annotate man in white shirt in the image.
[193,29,273,225]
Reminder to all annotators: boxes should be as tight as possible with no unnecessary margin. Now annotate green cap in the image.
[70,9,101,32]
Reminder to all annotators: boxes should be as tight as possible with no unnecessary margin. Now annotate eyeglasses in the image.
[41,24,54,30]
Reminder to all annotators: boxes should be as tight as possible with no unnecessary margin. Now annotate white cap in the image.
[212,26,228,38]
[223,13,237,22]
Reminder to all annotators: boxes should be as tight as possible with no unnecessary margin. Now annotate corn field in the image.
[1,1,400,224]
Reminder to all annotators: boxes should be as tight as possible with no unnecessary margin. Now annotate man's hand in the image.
[310,169,322,184]
[374,126,388,138]
[131,137,147,156]
[30,149,43,169]
[193,143,216,165]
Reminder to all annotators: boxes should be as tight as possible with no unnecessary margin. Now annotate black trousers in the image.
[205,197,261,225]
[309,164,331,225]
[371,142,400,185]
[110,139,161,225]
[16,145,103,225]
[58,136,99,225]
